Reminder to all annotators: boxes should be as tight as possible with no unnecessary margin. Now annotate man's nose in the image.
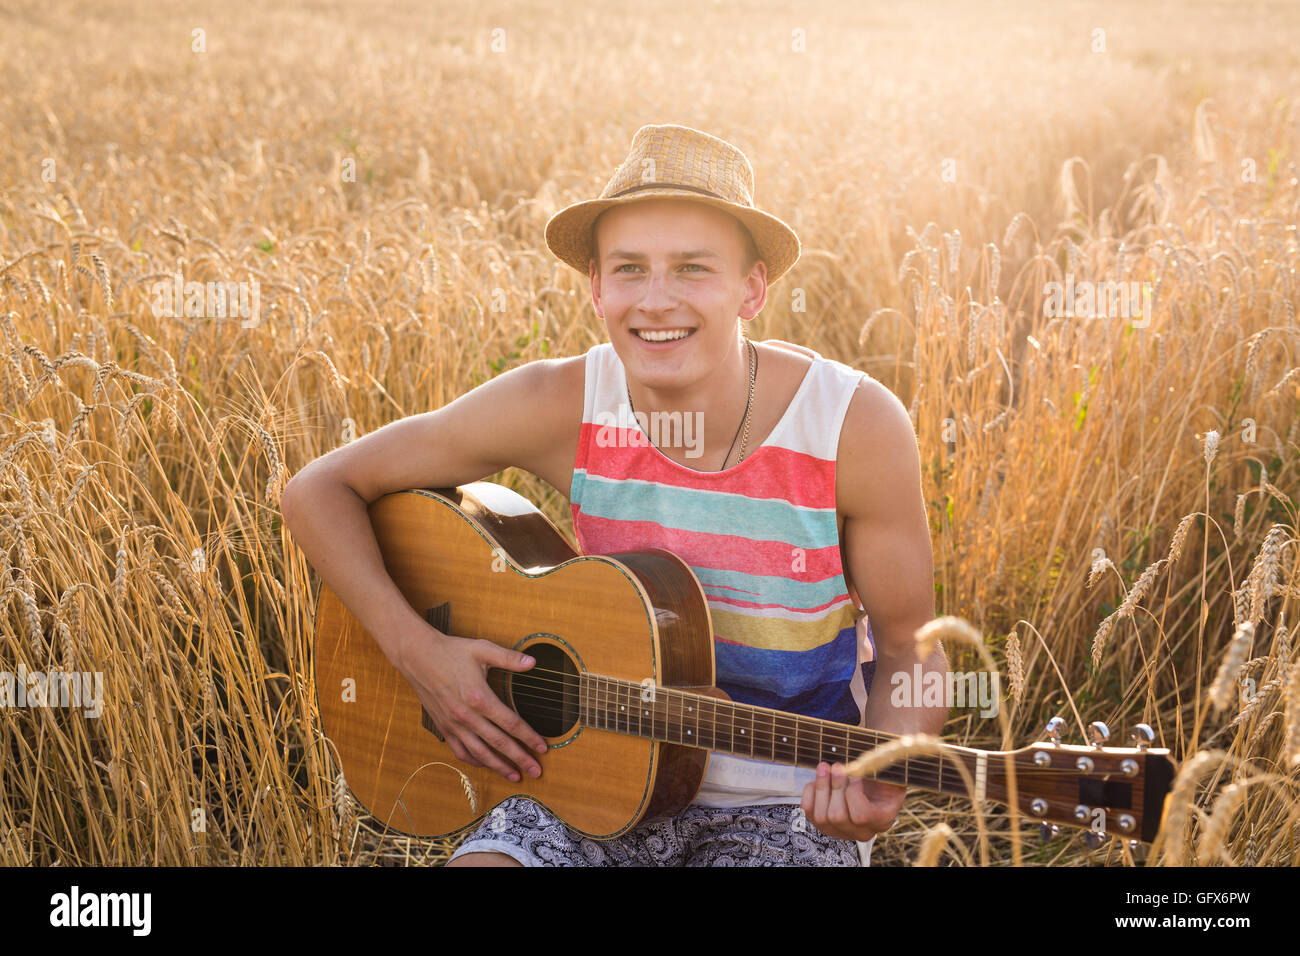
[637,268,678,310]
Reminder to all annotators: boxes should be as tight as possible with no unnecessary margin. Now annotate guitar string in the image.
[486,668,1124,777]
[444,654,973,793]
[496,680,953,792]
[482,667,1115,775]
[463,679,1103,787]
[500,690,1122,805]
[493,699,1124,820]
[477,678,944,776]
[501,688,1016,796]
[588,661,943,792]
[480,677,1150,826]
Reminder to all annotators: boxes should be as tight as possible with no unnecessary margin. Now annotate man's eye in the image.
[615,263,705,273]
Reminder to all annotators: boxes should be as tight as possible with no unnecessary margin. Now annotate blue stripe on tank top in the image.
[713,625,859,699]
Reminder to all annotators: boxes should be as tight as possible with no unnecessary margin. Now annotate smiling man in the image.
[281,123,948,867]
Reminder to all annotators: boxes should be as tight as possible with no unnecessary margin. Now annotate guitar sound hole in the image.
[509,641,580,738]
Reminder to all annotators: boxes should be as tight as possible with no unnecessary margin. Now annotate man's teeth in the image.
[635,329,694,342]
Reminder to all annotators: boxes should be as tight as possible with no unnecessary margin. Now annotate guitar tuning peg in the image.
[1084,830,1104,849]
[1088,721,1110,749]
[1128,723,1154,751]
[1043,716,1065,746]
[1039,822,1060,843]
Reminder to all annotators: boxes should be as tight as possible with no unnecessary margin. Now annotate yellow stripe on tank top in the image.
[710,603,862,652]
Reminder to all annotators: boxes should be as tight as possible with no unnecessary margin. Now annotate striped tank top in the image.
[568,338,877,808]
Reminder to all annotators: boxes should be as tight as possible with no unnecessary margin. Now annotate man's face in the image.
[589,197,766,395]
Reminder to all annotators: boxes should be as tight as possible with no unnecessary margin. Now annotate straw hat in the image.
[545,123,801,284]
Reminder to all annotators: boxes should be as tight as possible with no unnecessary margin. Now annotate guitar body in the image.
[314,482,718,839]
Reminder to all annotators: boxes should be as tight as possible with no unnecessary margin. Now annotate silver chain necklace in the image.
[626,338,758,471]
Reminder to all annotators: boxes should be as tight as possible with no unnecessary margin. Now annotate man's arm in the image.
[803,376,948,842]
[280,355,584,782]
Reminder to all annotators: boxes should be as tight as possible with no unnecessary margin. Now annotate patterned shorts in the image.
[446,796,869,867]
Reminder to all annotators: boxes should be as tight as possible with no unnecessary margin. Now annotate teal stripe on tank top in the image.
[570,472,839,549]
[689,565,851,613]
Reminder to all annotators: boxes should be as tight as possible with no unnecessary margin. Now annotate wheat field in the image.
[1,0,1298,866]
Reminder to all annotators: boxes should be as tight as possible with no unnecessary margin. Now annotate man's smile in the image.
[631,327,697,345]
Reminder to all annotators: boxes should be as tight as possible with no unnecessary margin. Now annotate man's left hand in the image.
[801,761,905,842]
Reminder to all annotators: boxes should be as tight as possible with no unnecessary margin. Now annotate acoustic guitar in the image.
[313,482,1176,845]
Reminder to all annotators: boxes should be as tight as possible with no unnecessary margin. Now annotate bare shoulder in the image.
[759,338,817,359]
[843,374,914,443]
[523,352,586,442]
[492,352,587,494]
[757,338,816,373]
[755,339,814,391]
[535,351,587,402]
[836,375,922,521]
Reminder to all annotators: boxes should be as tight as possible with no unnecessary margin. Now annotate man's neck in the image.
[625,338,756,470]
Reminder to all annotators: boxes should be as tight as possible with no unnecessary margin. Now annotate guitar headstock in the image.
[1000,720,1176,845]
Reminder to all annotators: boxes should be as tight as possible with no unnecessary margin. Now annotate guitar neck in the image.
[580,674,987,801]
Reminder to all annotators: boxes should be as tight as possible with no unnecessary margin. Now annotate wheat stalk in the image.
[1209,622,1255,711]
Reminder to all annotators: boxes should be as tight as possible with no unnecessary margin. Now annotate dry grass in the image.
[1,0,1298,865]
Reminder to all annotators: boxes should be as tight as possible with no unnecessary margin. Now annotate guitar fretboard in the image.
[579,673,976,797]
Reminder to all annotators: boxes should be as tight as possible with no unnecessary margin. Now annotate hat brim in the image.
[544,189,801,284]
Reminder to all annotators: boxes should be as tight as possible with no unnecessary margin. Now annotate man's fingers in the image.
[812,761,831,822]
[811,764,884,841]
[437,703,521,780]
[844,775,875,827]
[479,639,537,673]
[466,682,547,761]
[482,696,548,757]
[445,736,476,766]
[826,764,850,826]
[469,642,548,755]
[451,727,518,780]
[463,711,541,780]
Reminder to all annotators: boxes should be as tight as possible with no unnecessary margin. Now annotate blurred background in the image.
[0,0,1297,866]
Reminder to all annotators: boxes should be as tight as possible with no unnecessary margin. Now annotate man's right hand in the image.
[392,625,548,783]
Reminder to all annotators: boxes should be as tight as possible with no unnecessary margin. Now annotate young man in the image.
[281,124,948,867]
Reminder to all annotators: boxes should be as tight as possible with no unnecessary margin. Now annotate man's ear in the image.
[738,262,768,321]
